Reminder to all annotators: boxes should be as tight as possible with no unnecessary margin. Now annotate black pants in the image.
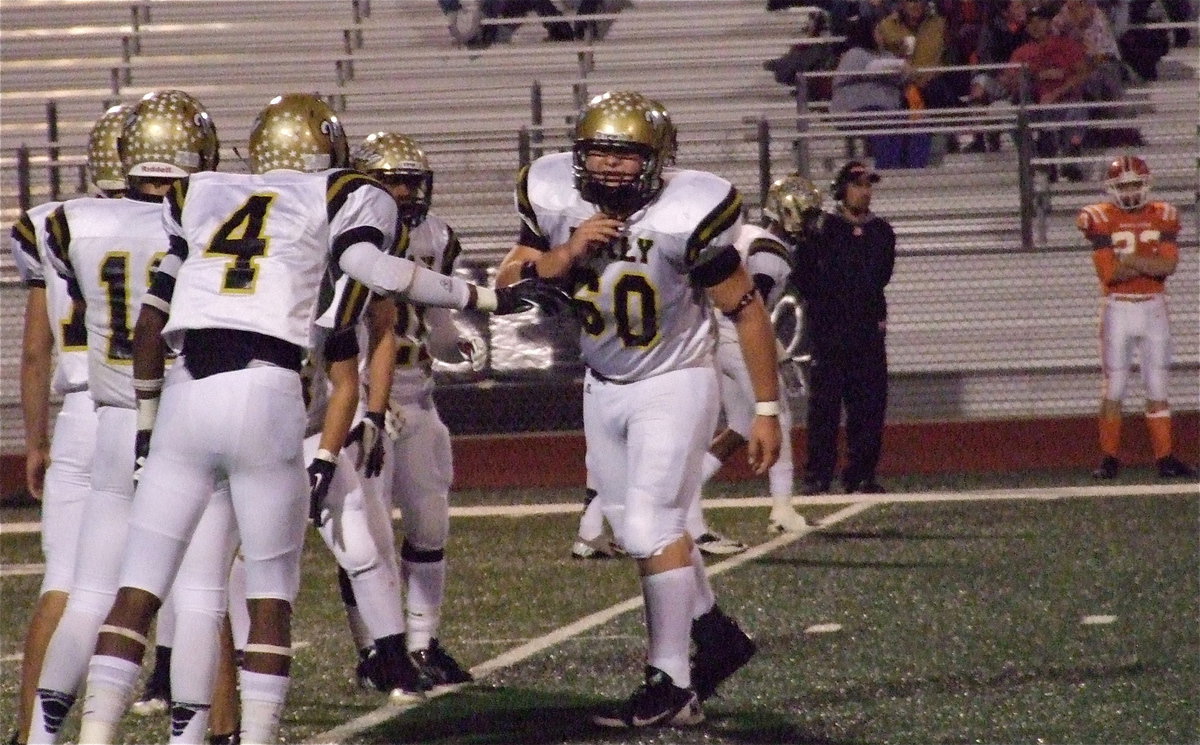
[804,331,887,487]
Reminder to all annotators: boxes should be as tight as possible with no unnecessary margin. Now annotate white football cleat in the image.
[695,532,747,556]
[571,535,625,559]
[767,507,809,534]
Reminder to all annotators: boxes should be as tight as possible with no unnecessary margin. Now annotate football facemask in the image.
[1105,155,1151,210]
[352,132,434,226]
[572,91,672,214]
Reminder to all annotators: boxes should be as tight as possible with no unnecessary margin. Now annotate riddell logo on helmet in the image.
[138,164,177,174]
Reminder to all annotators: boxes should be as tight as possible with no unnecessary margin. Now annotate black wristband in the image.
[520,260,540,280]
[722,288,758,320]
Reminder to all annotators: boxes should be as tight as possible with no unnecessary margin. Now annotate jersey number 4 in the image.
[206,194,276,293]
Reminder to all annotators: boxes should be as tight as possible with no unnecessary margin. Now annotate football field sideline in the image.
[1,482,1194,539]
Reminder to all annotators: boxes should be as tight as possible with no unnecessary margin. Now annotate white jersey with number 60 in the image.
[517,152,743,383]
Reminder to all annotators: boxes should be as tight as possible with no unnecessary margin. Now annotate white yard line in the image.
[2,483,1195,536]
[0,563,45,578]
[305,501,875,744]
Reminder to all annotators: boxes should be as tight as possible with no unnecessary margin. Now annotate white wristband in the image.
[754,400,781,417]
[473,285,498,312]
[314,448,338,464]
[136,397,160,431]
[132,377,164,394]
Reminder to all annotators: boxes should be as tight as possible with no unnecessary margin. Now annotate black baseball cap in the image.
[844,162,881,185]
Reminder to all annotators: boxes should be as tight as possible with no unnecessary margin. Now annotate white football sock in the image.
[239,670,289,745]
[642,566,695,688]
[78,655,141,744]
[403,556,445,651]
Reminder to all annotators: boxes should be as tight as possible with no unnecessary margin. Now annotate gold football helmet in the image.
[351,132,433,226]
[88,103,131,192]
[119,89,219,179]
[572,90,673,213]
[249,93,348,174]
[762,173,823,236]
[643,95,677,167]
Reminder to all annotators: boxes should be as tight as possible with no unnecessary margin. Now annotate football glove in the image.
[493,278,573,316]
[347,411,386,479]
[307,450,337,528]
[456,332,488,373]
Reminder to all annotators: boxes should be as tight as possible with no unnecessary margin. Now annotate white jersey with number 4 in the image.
[45,194,169,409]
[148,169,399,351]
[518,152,743,383]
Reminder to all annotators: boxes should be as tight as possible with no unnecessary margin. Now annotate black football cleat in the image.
[1092,456,1121,479]
[690,605,757,701]
[409,639,474,690]
[592,666,703,728]
[1156,455,1197,479]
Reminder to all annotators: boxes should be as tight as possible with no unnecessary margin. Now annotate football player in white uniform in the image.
[8,104,126,745]
[299,257,427,700]
[497,91,781,728]
[687,174,825,538]
[77,93,568,745]
[351,132,477,690]
[28,90,241,745]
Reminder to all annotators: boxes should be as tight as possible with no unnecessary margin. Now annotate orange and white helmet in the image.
[1104,155,1151,210]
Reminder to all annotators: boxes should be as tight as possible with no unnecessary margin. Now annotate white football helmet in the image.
[249,93,348,174]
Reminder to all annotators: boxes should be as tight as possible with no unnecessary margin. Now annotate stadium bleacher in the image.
[0,0,1196,453]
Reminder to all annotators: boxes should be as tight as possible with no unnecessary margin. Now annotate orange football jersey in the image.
[1078,201,1180,296]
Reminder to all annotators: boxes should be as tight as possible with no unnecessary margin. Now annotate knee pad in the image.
[614,507,684,559]
[241,548,303,604]
[168,584,227,619]
[66,583,118,618]
[397,495,449,551]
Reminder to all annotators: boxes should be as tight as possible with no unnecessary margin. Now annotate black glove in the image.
[307,451,337,528]
[347,411,386,479]
[133,429,152,485]
[494,278,573,316]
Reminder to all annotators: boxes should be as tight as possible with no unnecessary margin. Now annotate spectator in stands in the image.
[876,0,959,107]
[1053,1,1125,102]
[562,0,627,40]
[876,0,967,155]
[440,0,577,48]
[763,9,843,100]
[963,0,1031,152]
[830,14,932,168]
[1119,0,1173,81]
[1002,2,1090,181]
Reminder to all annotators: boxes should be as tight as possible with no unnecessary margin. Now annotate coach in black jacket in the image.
[794,161,895,495]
